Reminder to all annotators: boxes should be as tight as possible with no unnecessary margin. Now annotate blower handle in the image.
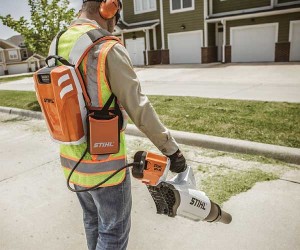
[132,151,147,179]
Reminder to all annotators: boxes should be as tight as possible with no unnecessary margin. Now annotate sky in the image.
[0,0,82,39]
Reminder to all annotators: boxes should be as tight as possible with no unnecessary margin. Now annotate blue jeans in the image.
[74,170,132,250]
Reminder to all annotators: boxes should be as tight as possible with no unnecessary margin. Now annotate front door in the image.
[30,62,35,72]
[217,28,223,62]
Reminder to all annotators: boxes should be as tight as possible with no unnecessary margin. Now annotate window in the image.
[22,50,28,58]
[8,50,18,60]
[171,0,195,13]
[134,0,157,14]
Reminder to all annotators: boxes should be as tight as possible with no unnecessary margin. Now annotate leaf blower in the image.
[68,150,232,224]
[132,151,232,224]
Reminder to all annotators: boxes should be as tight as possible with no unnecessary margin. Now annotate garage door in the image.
[7,63,28,75]
[168,30,203,64]
[231,23,278,62]
[125,38,145,66]
[290,20,300,61]
[0,65,4,76]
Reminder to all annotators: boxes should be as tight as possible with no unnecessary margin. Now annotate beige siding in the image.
[213,0,270,14]
[123,0,160,23]
[163,0,204,48]
[226,12,300,44]
[4,50,21,63]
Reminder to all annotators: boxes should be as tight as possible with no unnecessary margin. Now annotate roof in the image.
[26,53,45,62]
[114,20,160,35]
[6,35,24,47]
[0,39,20,49]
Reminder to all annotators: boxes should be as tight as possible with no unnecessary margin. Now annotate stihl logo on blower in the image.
[190,198,206,210]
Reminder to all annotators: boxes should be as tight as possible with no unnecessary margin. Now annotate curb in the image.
[0,73,33,79]
[0,106,43,120]
[1,106,300,165]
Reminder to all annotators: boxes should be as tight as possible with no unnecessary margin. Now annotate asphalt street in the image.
[1,63,300,102]
[0,113,299,250]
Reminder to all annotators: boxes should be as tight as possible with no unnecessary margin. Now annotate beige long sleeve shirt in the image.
[72,18,179,156]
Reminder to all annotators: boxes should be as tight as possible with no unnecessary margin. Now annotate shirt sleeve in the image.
[106,43,179,156]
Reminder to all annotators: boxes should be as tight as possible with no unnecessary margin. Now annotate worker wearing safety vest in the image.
[57,1,187,249]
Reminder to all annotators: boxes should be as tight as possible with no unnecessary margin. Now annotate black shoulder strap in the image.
[101,94,116,113]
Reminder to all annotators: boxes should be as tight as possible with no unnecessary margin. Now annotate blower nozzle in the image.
[147,181,232,224]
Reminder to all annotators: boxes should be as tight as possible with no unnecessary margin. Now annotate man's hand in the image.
[168,150,187,173]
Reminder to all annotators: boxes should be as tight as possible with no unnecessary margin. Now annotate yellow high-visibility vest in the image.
[57,23,127,188]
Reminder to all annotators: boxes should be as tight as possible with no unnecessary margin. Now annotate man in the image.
[57,0,187,249]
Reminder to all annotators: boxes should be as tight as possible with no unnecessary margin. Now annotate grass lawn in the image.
[0,74,33,83]
[0,90,40,111]
[149,96,300,148]
[199,168,278,205]
[0,90,299,148]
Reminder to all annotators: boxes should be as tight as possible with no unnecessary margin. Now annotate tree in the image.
[0,0,75,56]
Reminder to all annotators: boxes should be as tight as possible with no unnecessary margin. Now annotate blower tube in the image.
[205,201,232,224]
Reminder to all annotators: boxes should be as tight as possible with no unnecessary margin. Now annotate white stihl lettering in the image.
[94,142,114,148]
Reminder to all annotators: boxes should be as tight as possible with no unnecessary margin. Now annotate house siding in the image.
[0,51,3,63]
[121,0,162,52]
[213,0,270,14]
[124,31,146,41]
[123,0,160,23]
[226,12,300,44]
[278,0,300,3]
[123,28,161,50]
[4,50,21,64]
[163,0,204,48]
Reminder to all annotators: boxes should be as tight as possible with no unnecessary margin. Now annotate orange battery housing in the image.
[34,66,87,145]
[141,152,170,186]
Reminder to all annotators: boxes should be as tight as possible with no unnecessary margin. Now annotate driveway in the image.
[1,63,300,103]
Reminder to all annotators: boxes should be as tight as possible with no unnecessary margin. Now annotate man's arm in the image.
[106,43,178,156]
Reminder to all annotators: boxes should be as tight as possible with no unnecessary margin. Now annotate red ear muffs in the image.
[100,0,120,19]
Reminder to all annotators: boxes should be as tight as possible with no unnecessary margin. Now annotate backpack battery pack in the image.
[34,33,123,155]
[34,65,87,145]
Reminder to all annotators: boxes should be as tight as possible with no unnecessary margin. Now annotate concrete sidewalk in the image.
[0,113,299,250]
[1,63,300,102]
